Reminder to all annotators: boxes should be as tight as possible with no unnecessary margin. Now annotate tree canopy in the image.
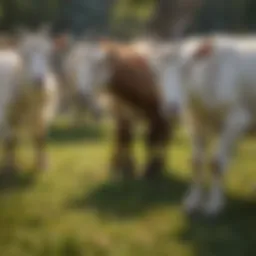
[0,0,255,38]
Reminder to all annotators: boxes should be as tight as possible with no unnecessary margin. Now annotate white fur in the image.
[63,41,108,93]
[0,30,58,169]
[60,40,107,121]
[0,50,22,132]
[17,31,59,127]
[157,35,256,216]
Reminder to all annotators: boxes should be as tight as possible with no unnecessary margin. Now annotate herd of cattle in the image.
[1,25,256,218]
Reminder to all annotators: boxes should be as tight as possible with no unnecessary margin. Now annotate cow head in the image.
[16,25,53,88]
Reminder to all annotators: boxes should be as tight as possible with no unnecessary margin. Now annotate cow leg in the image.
[203,108,251,216]
[2,109,20,172]
[72,102,86,127]
[2,131,18,172]
[33,126,48,172]
[183,129,208,213]
[110,117,135,180]
[144,116,171,179]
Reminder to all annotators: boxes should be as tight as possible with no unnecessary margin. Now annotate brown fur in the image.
[102,42,173,179]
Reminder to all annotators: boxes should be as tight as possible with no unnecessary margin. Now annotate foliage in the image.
[0,0,256,37]
[0,0,59,30]
[53,0,115,37]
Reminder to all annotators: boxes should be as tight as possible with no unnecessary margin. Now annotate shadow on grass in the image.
[48,124,108,144]
[176,195,256,256]
[68,172,188,219]
[0,170,36,193]
[68,170,256,255]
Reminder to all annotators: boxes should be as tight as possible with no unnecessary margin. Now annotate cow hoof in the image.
[202,188,225,217]
[183,186,203,214]
[110,168,136,182]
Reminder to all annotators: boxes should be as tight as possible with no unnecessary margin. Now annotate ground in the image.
[0,118,256,256]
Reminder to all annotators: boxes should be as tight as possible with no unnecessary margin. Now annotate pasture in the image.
[0,117,256,256]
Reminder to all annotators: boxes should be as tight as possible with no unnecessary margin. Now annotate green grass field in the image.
[0,119,256,256]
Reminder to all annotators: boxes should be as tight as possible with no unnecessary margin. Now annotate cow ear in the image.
[193,40,213,59]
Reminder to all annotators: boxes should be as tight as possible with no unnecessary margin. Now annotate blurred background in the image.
[1,0,256,39]
[0,1,256,256]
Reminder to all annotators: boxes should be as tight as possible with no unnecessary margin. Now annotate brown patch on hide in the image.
[53,34,69,51]
[193,40,213,59]
[104,43,160,112]
[100,41,175,179]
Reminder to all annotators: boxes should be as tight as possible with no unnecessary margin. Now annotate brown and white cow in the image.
[56,38,178,180]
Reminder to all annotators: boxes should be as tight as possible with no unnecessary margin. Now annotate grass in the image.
[0,118,256,256]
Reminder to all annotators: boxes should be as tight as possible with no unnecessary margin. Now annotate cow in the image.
[157,34,256,216]
[52,35,104,126]
[0,26,59,172]
[53,37,178,180]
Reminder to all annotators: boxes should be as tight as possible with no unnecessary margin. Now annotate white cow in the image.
[0,27,59,172]
[53,36,104,125]
[157,35,256,216]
